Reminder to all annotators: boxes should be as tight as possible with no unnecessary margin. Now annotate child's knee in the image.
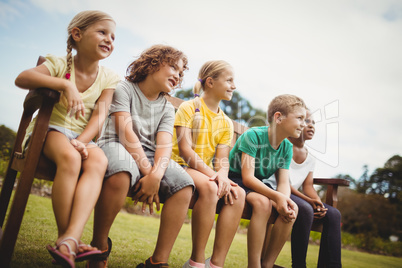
[59,149,81,172]
[88,149,108,171]
[198,181,219,200]
[249,195,271,214]
[104,173,130,195]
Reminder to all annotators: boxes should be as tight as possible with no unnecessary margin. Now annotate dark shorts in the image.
[229,171,274,195]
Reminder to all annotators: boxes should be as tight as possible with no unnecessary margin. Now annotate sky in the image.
[1,0,401,180]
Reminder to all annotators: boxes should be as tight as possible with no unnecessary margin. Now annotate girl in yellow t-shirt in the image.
[15,10,120,267]
[172,60,246,268]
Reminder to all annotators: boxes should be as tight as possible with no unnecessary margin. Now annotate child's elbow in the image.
[15,72,29,89]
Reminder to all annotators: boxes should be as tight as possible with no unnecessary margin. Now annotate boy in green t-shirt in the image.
[229,94,307,268]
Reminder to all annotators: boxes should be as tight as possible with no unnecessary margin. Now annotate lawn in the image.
[8,194,402,267]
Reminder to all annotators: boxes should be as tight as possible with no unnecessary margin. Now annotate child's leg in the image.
[261,206,298,268]
[317,204,341,268]
[89,171,131,268]
[186,168,220,263]
[43,131,81,238]
[290,194,314,268]
[210,186,245,267]
[152,186,193,263]
[63,145,108,240]
[246,192,272,268]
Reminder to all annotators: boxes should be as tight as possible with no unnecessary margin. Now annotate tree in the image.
[0,125,16,158]
[173,89,267,127]
[367,155,402,203]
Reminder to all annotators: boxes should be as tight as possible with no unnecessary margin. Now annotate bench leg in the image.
[0,168,36,267]
[0,168,18,229]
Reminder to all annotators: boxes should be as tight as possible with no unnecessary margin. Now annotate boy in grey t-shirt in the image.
[89,45,194,268]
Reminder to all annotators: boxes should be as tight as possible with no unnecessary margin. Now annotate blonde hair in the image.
[126,44,188,87]
[65,10,115,79]
[267,94,307,124]
[191,60,231,148]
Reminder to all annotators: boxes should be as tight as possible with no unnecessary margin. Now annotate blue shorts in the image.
[229,171,274,195]
[23,124,95,151]
[48,125,96,145]
[100,141,194,202]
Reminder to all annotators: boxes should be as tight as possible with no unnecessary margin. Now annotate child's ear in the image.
[71,27,82,42]
[274,112,283,124]
[206,77,214,88]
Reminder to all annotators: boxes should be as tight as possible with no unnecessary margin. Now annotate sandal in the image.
[52,241,103,264]
[86,237,112,268]
[75,242,103,262]
[136,257,169,268]
[46,237,78,268]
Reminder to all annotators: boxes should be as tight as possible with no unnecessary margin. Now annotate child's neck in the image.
[202,94,220,113]
[288,136,305,149]
[74,54,99,75]
[268,124,289,150]
[137,80,162,101]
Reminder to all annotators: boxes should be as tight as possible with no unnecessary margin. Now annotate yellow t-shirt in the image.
[24,54,120,139]
[171,98,234,169]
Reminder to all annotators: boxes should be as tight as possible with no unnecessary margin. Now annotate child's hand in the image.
[313,205,328,219]
[209,172,237,200]
[274,194,297,223]
[64,81,85,119]
[132,174,161,214]
[70,139,88,160]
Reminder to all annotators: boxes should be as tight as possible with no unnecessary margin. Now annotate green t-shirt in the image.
[229,126,293,180]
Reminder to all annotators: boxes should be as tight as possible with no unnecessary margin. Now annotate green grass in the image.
[8,194,402,267]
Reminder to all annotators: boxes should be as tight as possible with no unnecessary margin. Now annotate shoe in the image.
[183,259,202,268]
[47,237,78,268]
[205,258,211,268]
[136,257,169,267]
[85,237,112,268]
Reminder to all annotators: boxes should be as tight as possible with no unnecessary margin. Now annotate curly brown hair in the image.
[125,44,188,87]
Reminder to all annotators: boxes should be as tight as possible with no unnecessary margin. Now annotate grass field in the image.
[8,194,402,267]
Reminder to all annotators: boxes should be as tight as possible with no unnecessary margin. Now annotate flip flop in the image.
[52,241,103,264]
[47,237,78,268]
[75,242,103,262]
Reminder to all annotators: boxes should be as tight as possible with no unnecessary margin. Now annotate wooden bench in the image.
[0,57,349,267]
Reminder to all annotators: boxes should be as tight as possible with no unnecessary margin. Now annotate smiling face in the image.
[302,110,315,141]
[280,106,307,138]
[209,67,236,101]
[75,19,116,60]
[149,59,184,94]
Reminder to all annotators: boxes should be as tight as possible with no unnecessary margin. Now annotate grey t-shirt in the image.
[98,81,175,152]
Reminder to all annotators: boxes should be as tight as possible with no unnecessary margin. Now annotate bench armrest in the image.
[313,178,350,208]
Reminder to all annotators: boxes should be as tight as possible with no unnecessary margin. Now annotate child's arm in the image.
[301,171,327,219]
[133,131,173,214]
[69,88,115,159]
[176,126,215,176]
[112,111,152,175]
[176,126,232,198]
[76,88,115,143]
[241,152,296,220]
[15,64,85,119]
[275,168,297,221]
[214,144,239,204]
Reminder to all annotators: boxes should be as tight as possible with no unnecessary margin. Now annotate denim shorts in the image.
[48,125,96,145]
[100,141,194,202]
[23,124,95,151]
[229,171,273,195]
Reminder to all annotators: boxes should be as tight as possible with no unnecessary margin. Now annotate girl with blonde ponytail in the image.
[172,60,246,268]
[15,10,120,268]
